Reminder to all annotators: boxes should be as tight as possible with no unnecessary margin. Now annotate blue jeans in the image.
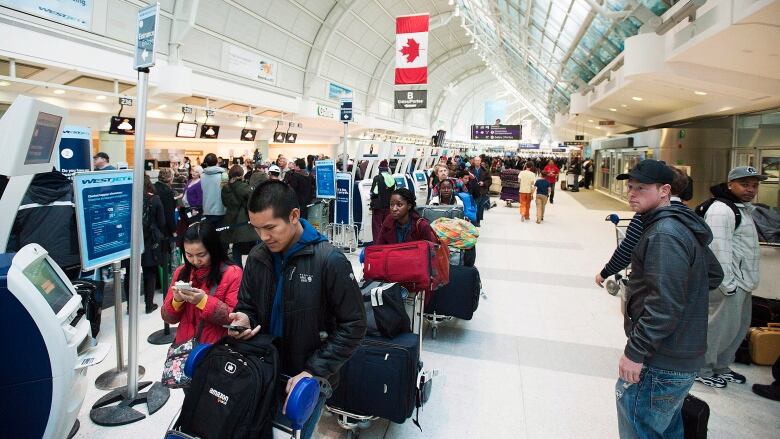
[615,366,695,439]
[298,394,327,439]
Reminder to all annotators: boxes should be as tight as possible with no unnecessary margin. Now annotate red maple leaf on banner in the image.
[400,38,420,63]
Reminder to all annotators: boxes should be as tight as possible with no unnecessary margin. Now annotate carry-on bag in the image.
[752,296,780,327]
[682,394,709,439]
[455,192,478,223]
[424,265,481,320]
[174,335,279,439]
[431,217,478,250]
[327,333,421,424]
[363,241,449,297]
[415,205,464,222]
[749,323,780,365]
[360,281,411,338]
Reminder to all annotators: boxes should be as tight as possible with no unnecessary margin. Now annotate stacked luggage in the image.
[500,168,520,206]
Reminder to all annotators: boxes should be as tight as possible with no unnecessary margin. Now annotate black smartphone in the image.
[223,324,250,332]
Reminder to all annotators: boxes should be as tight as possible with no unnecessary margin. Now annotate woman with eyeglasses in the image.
[161,221,243,345]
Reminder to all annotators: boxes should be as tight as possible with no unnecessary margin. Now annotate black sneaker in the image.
[695,375,727,388]
[717,370,747,384]
[145,303,159,314]
[752,384,780,401]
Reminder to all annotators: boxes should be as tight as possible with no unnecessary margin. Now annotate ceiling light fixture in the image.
[621,104,628,108]
[609,108,617,112]
[157,104,167,109]
[632,96,643,101]
[53,89,65,95]
[588,119,594,123]
[449,0,454,5]
[694,90,707,96]
[0,80,10,87]
[96,95,106,100]
[454,5,460,17]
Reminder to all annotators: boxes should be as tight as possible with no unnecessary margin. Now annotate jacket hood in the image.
[278,219,329,259]
[642,203,713,246]
[709,182,741,203]
[28,171,71,204]
[203,166,225,175]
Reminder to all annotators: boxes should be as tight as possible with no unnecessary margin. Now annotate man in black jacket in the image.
[228,181,366,439]
[615,160,723,439]
[284,158,314,220]
[472,156,491,227]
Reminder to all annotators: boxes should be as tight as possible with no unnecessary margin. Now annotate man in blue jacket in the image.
[614,160,723,438]
[228,180,366,439]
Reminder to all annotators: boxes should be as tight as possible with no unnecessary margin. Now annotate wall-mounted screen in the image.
[240,128,257,141]
[25,111,63,164]
[176,122,197,138]
[109,116,135,135]
[200,124,220,139]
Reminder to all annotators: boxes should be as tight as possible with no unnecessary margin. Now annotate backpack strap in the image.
[713,197,742,230]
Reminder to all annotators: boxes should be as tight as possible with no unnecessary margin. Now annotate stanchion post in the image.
[112,261,124,369]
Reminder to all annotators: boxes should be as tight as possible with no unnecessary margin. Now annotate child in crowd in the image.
[533,172,551,224]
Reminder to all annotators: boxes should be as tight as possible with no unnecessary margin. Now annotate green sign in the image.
[678,129,686,139]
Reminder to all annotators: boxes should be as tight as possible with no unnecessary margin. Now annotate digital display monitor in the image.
[176,122,197,138]
[240,128,257,141]
[415,172,426,182]
[200,124,220,139]
[25,112,63,165]
[22,256,73,315]
[394,176,407,189]
[109,116,135,135]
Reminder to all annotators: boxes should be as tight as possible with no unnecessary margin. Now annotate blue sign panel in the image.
[340,99,353,122]
[73,171,133,270]
[335,172,352,224]
[58,125,92,177]
[315,159,336,199]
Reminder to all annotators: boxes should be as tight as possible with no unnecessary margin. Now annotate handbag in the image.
[161,280,219,389]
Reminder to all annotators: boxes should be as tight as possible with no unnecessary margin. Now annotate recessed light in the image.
[694,91,707,96]
[0,80,10,87]
[632,96,643,101]
[96,95,106,100]
[157,104,167,109]
[609,108,617,112]
[621,104,628,108]
[53,89,65,95]
[587,119,594,123]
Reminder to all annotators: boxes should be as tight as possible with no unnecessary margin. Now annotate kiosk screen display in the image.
[415,172,426,183]
[25,112,63,165]
[394,176,407,189]
[23,257,72,314]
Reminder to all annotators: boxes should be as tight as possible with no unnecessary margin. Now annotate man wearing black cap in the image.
[614,159,723,439]
[93,152,116,171]
[370,160,396,243]
[696,166,767,388]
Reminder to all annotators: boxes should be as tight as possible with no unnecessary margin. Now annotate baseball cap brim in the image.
[616,171,657,184]
[730,174,768,182]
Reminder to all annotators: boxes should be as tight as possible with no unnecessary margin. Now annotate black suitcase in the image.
[682,394,709,439]
[328,333,420,424]
[424,265,481,320]
[360,281,411,339]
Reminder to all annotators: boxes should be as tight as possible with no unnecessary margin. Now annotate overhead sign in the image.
[335,172,352,224]
[394,90,427,109]
[340,98,353,122]
[134,3,159,70]
[221,43,278,85]
[109,116,135,135]
[0,0,93,30]
[119,97,133,106]
[471,124,522,140]
[518,143,540,150]
[315,159,337,199]
[317,105,336,119]
[73,171,134,271]
[240,128,257,141]
[395,14,429,85]
[59,125,92,177]
[575,134,585,141]
[328,82,352,100]
[563,141,584,146]
[272,131,286,143]
[599,120,615,126]
[552,148,567,152]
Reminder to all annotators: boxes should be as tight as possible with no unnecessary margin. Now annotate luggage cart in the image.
[326,286,428,438]
[605,214,632,314]
[499,169,520,206]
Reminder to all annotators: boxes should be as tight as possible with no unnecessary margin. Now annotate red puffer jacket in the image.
[161,263,242,345]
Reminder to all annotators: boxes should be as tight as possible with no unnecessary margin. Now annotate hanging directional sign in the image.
[340,98,353,122]
[394,90,427,109]
[134,4,159,70]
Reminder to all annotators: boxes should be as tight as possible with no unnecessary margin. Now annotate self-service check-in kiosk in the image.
[0,96,108,438]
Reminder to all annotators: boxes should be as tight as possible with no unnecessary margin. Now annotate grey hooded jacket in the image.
[201,166,226,216]
[624,204,724,372]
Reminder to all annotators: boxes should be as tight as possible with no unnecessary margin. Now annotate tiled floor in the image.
[75,189,778,439]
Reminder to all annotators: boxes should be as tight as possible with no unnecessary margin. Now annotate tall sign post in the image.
[89,3,169,426]
[340,97,352,174]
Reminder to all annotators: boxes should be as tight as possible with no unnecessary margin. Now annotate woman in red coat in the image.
[161,220,243,345]
[375,188,438,245]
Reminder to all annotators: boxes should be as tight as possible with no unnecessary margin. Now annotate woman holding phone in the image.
[161,220,243,345]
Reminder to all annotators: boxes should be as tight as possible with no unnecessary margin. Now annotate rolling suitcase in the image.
[327,333,421,424]
[415,205,464,222]
[424,265,481,320]
[749,323,780,365]
[682,394,709,439]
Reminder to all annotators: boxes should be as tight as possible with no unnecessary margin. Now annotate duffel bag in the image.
[360,281,411,338]
[364,241,449,300]
[430,217,479,250]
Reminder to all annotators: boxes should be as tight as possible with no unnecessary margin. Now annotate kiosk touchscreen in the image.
[0,244,108,438]
[412,170,429,203]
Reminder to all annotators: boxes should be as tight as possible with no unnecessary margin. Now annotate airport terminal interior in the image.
[0,0,779,438]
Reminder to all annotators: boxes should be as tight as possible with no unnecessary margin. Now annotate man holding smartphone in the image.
[227,181,366,439]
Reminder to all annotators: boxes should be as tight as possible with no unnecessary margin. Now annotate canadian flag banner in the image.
[395,13,429,85]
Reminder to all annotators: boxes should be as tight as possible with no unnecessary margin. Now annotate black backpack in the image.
[694,197,742,230]
[176,335,279,439]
